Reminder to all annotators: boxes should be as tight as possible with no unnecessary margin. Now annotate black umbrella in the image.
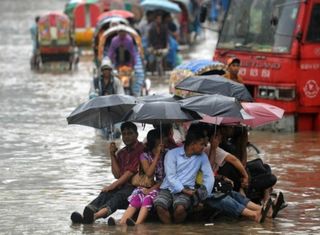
[181,94,251,119]
[137,94,182,103]
[122,101,201,143]
[122,101,201,125]
[175,75,253,101]
[66,94,138,129]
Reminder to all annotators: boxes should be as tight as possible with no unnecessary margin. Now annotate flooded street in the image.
[0,0,319,234]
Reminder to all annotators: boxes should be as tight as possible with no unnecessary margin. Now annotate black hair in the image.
[188,122,214,139]
[121,122,137,133]
[35,16,40,22]
[145,129,161,152]
[185,126,206,146]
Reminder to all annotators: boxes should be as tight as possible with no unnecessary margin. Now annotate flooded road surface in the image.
[0,0,320,234]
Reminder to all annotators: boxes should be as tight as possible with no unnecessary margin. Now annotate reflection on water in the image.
[0,0,320,234]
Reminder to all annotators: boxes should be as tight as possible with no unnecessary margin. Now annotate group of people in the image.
[70,121,287,226]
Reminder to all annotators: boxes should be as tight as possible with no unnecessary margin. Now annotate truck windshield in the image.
[217,0,300,53]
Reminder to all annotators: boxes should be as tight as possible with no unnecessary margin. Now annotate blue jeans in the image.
[205,191,250,218]
[87,184,135,218]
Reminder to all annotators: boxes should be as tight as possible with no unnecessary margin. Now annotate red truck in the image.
[212,0,320,131]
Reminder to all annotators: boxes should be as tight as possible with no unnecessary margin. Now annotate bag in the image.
[131,171,155,188]
[212,176,233,199]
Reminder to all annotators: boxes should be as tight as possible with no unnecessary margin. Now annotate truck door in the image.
[298,1,320,107]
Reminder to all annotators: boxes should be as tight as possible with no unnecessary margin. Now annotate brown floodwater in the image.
[0,0,319,234]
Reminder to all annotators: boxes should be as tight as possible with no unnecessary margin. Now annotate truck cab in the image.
[213,0,320,131]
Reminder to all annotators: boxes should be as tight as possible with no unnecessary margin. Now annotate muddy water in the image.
[0,0,319,234]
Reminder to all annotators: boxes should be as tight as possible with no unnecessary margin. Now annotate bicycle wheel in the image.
[247,142,260,157]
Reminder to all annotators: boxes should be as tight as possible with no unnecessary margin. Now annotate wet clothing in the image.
[30,22,38,53]
[160,146,214,195]
[128,187,159,209]
[90,74,124,98]
[223,72,243,83]
[127,150,165,209]
[117,141,145,175]
[205,190,250,218]
[148,22,168,49]
[87,185,135,217]
[86,141,144,217]
[139,151,165,183]
[108,34,136,67]
[154,188,192,211]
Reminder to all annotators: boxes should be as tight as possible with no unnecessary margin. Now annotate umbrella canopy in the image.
[141,0,181,13]
[174,59,225,75]
[122,101,201,125]
[137,94,182,103]
[175,75,253,101]
[241,102,284,127]
[66,94,138,129]
[97,10,134,21]
[181,94,251,120]
[64,0,99,15]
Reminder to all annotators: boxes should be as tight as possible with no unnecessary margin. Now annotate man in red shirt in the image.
[71,122,144,224]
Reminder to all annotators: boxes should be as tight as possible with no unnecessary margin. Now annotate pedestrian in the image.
[30,16,40,67]
[224,57,243,83]
[70,122,144,224]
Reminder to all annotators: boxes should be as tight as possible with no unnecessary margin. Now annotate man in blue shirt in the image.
[154,128,214,224]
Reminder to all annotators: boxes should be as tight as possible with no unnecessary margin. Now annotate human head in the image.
[188,122,213,145]
[226,57,241,75]
[118,29,127,39]
[146,128,161,152]
[120,122,138,147]
[185,126,207,155]
[35,16,40,23]
[208,125,222,144]
[100,57,113,81]
[154,12,163,24]
[146,11,155,22]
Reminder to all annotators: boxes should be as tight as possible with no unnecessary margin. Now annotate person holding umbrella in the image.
[70,122,144,224]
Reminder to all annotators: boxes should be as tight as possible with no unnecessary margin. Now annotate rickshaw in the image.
[169,59,225,97]
[93,16,129,59]
[73,2,102,47]
[96,24,145,96]
[35,12,77,71]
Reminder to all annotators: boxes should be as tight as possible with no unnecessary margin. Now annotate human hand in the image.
[182,188,195,196]
[224,177,234,187]
[142,188,150,195]
[109,142,118,157]
[155,144,164,158]
[241,177,249,188]
[101,185,112,192]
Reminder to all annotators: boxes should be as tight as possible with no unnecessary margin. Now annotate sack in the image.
[131,172,155,188]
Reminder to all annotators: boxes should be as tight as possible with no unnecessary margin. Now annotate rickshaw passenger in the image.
[107,30,137,68]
